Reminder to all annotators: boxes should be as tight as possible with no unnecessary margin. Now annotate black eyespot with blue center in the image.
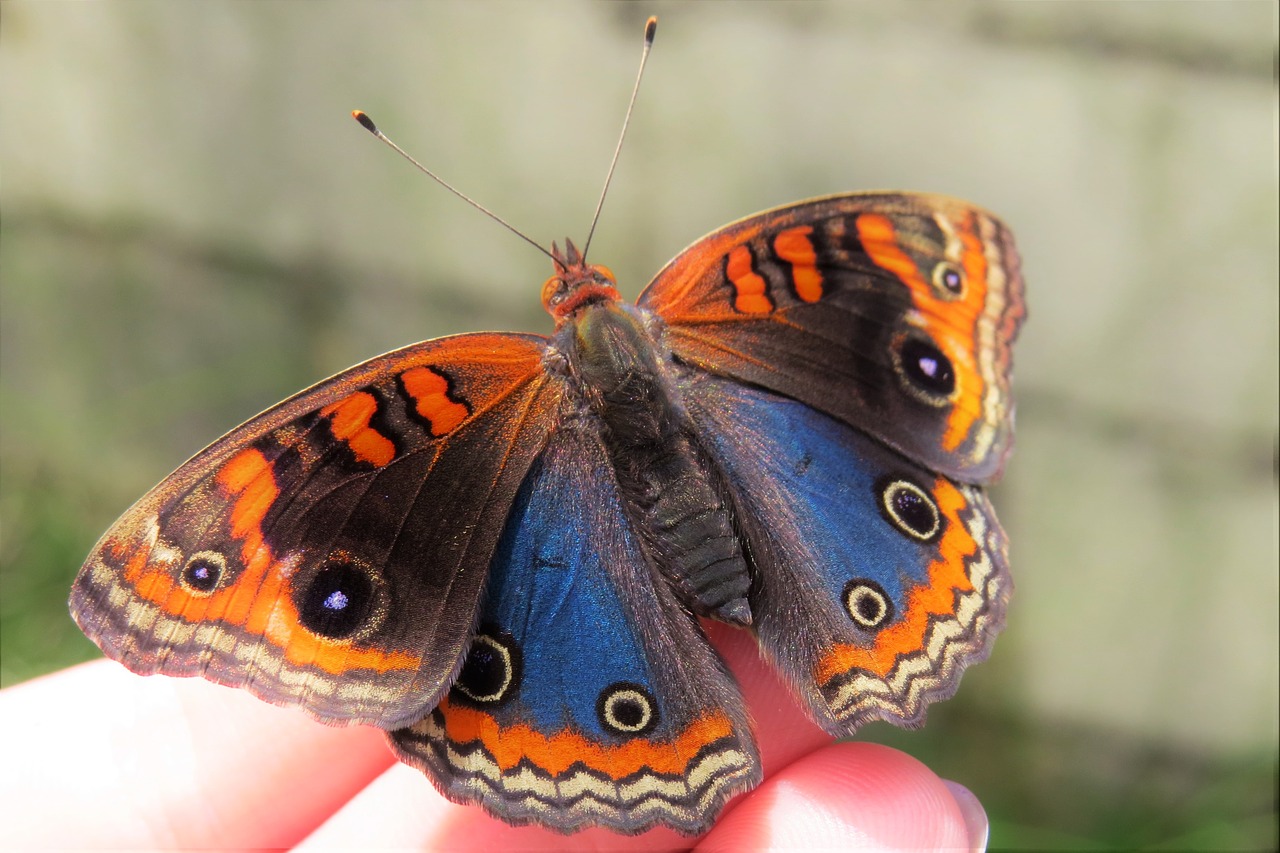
[897,336,956,403]
[455,627,521,705]
[297,561,376,639]
[181,553,225,594]
[933,261,965,296]
[597,682,659,737]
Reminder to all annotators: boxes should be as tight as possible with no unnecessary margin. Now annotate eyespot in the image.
[295,559,381,640]
[877,477,943,542]
[180,552,226,595]
[894,335,957,404]
[454,627,521,705]
[842,579,894,630]
[933,261,965,296]
[597,682,659,736]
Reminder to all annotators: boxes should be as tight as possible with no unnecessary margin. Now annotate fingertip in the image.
[0,660,396,849]
[701,742,971,850]
[943,779,990,852]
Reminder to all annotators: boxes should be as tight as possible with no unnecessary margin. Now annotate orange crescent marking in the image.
[773,226,823,302]
[437,699,736,779]
[321,392,396,466]
[401,366,469,436]
[855,214,929,292]
[856,213,984,451]
[220,448,278,571]
[815,478,977,683]
[726,244,772,314]
[644,222,765,317]
[121,447,418,674]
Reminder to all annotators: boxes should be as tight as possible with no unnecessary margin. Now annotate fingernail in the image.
[943,779,989,853]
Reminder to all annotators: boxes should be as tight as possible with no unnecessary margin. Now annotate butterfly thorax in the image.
[555,285,753,627]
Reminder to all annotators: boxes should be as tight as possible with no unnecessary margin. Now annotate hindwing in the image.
[390,423,760,835]
[684,371,1011,733]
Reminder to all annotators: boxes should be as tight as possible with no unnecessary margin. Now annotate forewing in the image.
[70,333,562,729]
[640,192,1025,484]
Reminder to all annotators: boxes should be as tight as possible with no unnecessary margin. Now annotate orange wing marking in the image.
[856,213,984,450]
[641,221,765,316]
[123,447,418,674]
[726,245,772,314]
[855,214,929,293]
[321,392,396,466]
[815,478,977,683]
[401,366,469,436]
[773,226,823,302]
[437,698,735,779]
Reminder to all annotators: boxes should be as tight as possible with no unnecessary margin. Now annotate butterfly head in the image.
[542,238,621,326]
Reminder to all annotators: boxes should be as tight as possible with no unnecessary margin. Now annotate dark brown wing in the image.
[639,192,1025,484]
[70,333,562,729]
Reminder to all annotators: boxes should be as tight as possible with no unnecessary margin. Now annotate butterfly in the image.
[70,183,1023,834]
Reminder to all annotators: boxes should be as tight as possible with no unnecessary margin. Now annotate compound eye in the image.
[541,276,566,309]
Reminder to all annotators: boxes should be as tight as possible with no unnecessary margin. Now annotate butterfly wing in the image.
[70,333,563,729]
[389,423,760,835]
[639,192,1025,484]
[683,370,1010,733]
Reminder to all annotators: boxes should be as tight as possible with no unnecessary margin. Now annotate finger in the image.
[703,620,831,773]
[700,742,974,850]
[0,660,394,849]
[943,778,991,852]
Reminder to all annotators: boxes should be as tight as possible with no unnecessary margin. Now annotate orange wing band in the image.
[815,478,977,683]
[437,698,735,780]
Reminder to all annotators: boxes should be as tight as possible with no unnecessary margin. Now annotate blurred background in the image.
[2,2,1276,849]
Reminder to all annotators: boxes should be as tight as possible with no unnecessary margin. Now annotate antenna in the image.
[351,15,658,267]
[582,16,658,261]
[350,110,553,261]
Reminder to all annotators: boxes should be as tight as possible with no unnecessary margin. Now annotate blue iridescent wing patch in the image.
[684,371,1011,734]
[389,424,760,835]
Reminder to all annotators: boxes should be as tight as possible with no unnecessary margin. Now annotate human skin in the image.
[0,622,986,850]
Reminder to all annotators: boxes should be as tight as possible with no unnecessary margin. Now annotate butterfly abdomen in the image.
[564,302,752,625]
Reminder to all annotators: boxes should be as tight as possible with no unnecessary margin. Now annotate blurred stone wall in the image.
[2,2,1276,847]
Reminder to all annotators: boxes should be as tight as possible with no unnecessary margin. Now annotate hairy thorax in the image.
[552,300,752,626]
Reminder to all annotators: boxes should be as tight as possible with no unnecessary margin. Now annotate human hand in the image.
[0,622,987,850]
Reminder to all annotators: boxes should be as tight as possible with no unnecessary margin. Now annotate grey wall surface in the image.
[2,2,1276,848]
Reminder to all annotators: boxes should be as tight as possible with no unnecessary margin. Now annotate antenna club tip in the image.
[645,16,657,41]
[352,110,378,134]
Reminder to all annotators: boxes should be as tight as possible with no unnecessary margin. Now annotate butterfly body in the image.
[546,242,754,625]
[71,191,1024,835]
